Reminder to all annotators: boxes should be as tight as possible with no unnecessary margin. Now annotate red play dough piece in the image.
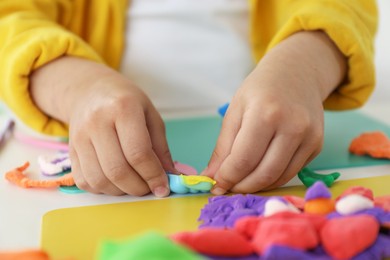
[234,216,262,239]
[374,195,390,212]
[336,186,374,201]
[267,211,327,232]
[321,214,379,259]
[234,212,326,242]
[251,215,319,254]
[170,228,254,257]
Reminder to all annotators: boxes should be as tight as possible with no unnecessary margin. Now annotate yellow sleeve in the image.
[0,1,104,137]
[249,0,378,110]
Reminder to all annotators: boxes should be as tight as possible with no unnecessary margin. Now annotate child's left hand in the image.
[202,31,347,194]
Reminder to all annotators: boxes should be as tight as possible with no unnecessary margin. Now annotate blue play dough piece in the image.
[218,103,229,117]
[167,174,213,194]
[59,185,86,194]
[168,174,191,194]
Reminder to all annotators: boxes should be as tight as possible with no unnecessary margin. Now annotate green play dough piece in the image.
[98,232,205,260]
[298,167,341,188]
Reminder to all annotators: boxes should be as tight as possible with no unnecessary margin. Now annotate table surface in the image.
[1,103,390,250]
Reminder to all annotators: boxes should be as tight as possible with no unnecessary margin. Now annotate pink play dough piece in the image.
[283,195,305,210]
[174,161,198,175]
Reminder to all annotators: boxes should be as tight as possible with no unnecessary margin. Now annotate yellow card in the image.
[41,175,390,259]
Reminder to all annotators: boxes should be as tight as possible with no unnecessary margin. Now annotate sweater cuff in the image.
[266,1,377,110]
[0,27,103,137]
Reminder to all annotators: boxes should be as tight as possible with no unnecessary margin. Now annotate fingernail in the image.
[153,186,170,198]
[212,187,226,196]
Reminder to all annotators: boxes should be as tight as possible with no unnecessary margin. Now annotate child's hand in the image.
[202,31,347,194]
[31,57,176,197]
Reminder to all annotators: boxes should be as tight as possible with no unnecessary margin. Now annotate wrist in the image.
[297,31,347,100]
[30,56,115,123]
[254,31,347,102]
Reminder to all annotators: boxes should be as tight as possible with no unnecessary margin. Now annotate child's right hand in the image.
[30,57,176,197]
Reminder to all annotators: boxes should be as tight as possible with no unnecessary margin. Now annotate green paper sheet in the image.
[165,110,390,172]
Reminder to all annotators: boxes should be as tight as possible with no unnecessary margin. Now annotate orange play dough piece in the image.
[5,162,75,188]
[0,249,50,260]
[349,131,390,159]
[304,198,335,215]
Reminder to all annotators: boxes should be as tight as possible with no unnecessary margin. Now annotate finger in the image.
[145,106,178,174]
[91,124,151,196]
[230,131,302,193]
[201,102,242,178]
[210,111,276,195]
[116,107,170,198]
[70,139,124,195]
[68,146,96,193]
[263,135,323,190]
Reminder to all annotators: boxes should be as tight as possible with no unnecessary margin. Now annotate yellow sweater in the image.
[0,0,378,137]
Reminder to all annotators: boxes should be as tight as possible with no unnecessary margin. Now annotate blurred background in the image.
[367,0,390,105]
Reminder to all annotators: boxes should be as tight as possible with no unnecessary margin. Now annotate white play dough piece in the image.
[335,194,374,215]
[263,198,300,217]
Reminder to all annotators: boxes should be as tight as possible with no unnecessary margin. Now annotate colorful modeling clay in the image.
[217,102,229,117]
[335,194,374,215]
[174,161,198,175]
[57,172,215,195]
[0,249,50,260]
[349,131,390,159]
[14,131,69,151]
[186,182,390,259]
[320,215,379,259]
[171,228,254,257]
[5,162,75,188]
[5,160,214,195]
[59,185,86,194]
[168,174,215,194]
[304,181,335,215]
[38,152,71,175]
[94,181,390,259]
[99,232,203,260]
[337,186,374,201]
[283,195,305,210]
[262,197,299,217]
[250,214,320,254]
[305,181,332,200]
[375,195,390,212]
[298,167,340,187]
[198,194,267,228]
